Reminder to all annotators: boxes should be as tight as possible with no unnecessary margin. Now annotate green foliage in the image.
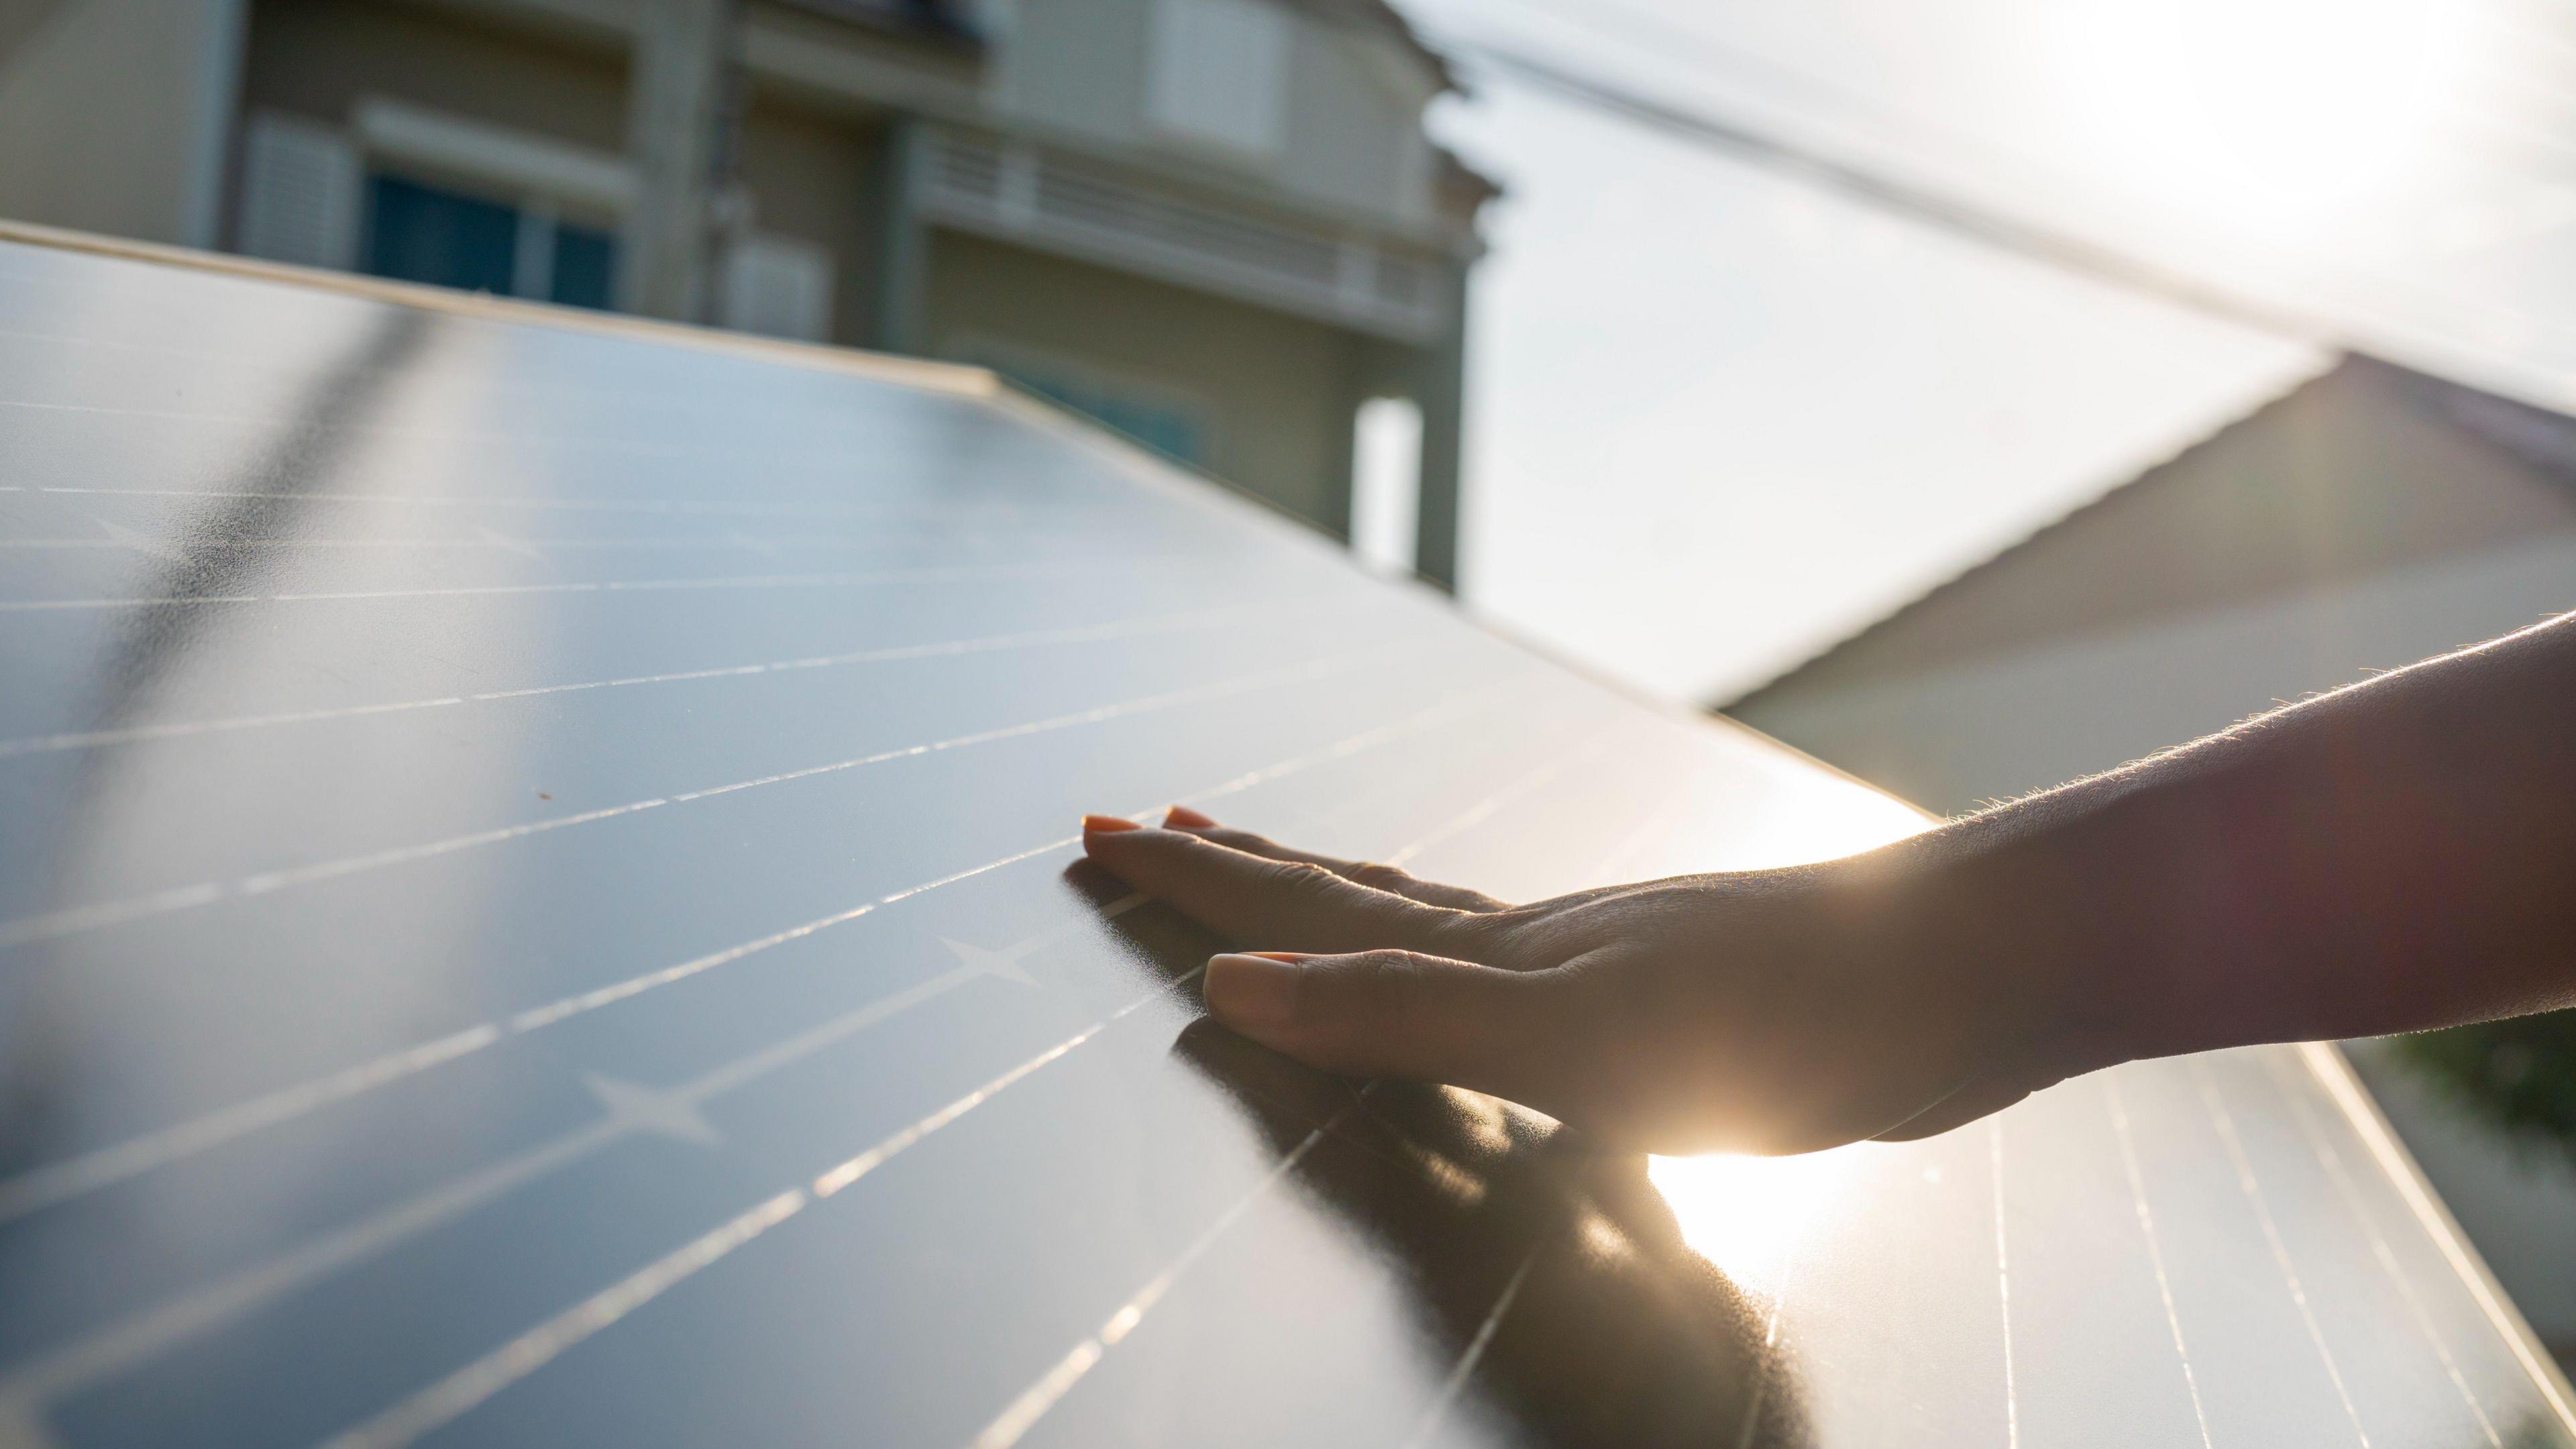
[2395,1010,2576,1160]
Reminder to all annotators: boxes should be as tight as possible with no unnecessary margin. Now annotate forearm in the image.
[1909,610,2576,1065]
[1087,612,2576,1150]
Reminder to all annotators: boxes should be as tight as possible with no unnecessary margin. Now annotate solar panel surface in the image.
[1,230,2571,1449]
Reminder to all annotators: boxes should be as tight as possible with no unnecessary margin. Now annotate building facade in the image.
[0,0,1495,581]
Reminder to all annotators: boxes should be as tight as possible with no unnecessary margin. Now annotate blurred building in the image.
[1724,355,2576,812]
[0,0,1494,580]
[1725,351,2576,1368]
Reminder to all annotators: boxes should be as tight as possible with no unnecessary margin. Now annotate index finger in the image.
[1158,806,1511,912]
[1081,816,1501,959]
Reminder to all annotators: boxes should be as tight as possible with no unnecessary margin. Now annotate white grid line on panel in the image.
[316,700,1608,1448]
[953,731,1627,1449]
[0,604,1293,759]
[0,556,1199,613]
[0,531,1012,554]
[1992,1118,2022,1449]
[2194,1057,2374,1448]
[0,231,987,400]
[1574,788,1698,888]
[1730,1218,1811,1449]
[2294,1042,2576,1439]
[1380,765,1697,1449]
[2104,1073,2216,1449]
[0,639,1434,950]
[970,1110,1352,1449]
[28,484,1037,523]
[2263,1053,2504,1448]
[1397,1250,1540,1449]
[1393,747,1743,1449]
[323,1004,1175,1449]
[0,396,1003,470]
[1382,721,1632,871]
[0,321,969,425]
[0,673,1539,1226]
[317,1187,811,1449]
[0,920,1198,1427]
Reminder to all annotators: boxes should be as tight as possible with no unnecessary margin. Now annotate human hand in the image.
[1080,806,2110,1155]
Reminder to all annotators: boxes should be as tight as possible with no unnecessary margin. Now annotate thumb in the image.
[1202,949,1550,1093]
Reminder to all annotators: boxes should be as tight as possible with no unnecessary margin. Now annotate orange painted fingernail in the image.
[1163,804,1216,828]
[1083,814,1141,834]
[1206,953,1306,1029]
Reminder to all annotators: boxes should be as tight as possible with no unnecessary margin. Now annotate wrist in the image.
[1888,814,2192,1079]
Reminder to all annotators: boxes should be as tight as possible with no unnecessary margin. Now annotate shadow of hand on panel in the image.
[1064,858,1809,1449]
[1171,1026,1810,1449]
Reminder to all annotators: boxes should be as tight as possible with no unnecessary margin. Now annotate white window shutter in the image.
[1147,0,1288,154]
[236,113,362,270]
[719,234,835,343]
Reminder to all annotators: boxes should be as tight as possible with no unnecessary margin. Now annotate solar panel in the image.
[1,227,2570,1449]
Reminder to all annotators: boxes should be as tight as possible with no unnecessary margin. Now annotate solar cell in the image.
[1,227,2571,1448]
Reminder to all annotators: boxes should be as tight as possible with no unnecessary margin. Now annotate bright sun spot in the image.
[1648,1146,1868,1289]
[2057,0,2470,233]
[1741,777,1929,867]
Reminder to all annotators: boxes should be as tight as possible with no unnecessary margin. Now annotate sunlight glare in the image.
[1741,777,1929,867]
[2057,0,2470,233]
[1648,1146,1866,1289]
[1673,751,1933,874]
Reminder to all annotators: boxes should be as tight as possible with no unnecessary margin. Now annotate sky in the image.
[1395,0,2576,703]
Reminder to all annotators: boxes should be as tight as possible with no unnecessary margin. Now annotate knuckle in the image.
[1525,959,1623,1048]
[1434,902,1521,954]
[1348,862,1413,890]
[1352,946,1430,976]
[1342,949,1436,1027]
[1265,859,1345,902]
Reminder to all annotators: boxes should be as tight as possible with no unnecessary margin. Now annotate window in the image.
[1146,0,1289,155]
[360,174,616,309]
[549,226,618,311]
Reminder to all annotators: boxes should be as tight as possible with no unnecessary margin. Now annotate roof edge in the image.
[0,218,997,396]
[1716,350,2343,711]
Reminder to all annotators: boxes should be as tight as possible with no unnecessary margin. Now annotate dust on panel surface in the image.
[0,237,2568,1448]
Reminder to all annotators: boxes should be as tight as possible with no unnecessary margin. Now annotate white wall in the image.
[0,0,244,247]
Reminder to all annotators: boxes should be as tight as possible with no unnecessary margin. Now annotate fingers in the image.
[1155,806,1511,912]
[1083,816,1497,957]
[1344,864,1512,913]
[1203,950,1564,1098]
